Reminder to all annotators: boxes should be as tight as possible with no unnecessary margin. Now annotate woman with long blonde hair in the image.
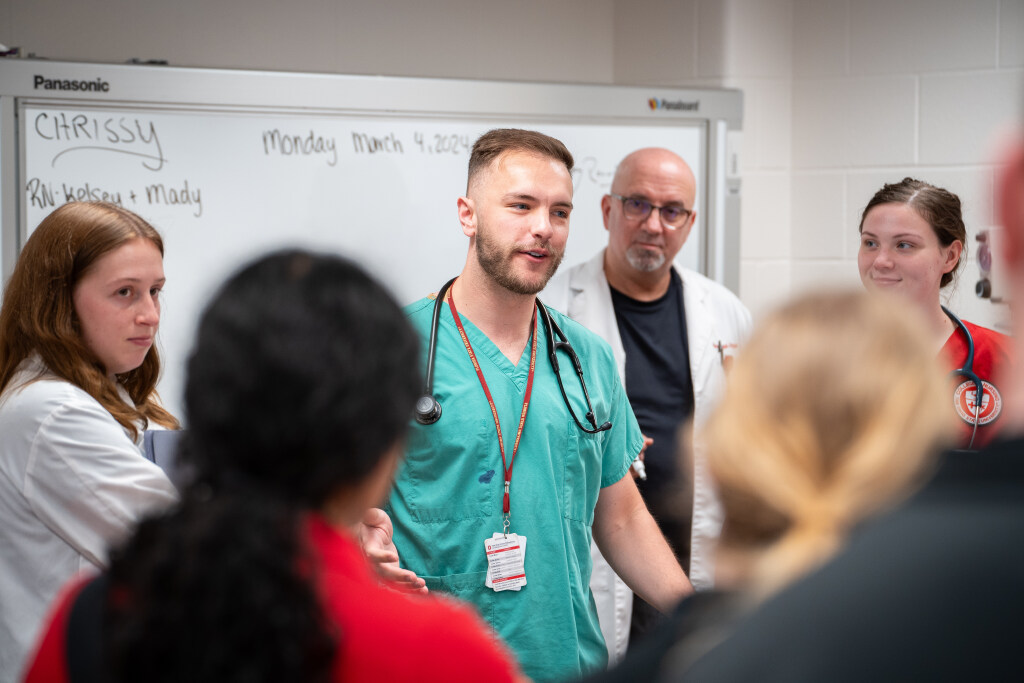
[584,290,952,682]
[707,290,951,597]
[0,202,178,679]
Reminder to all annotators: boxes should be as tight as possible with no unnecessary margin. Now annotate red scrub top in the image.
[940,319,1013,450]
[22,516,521,683]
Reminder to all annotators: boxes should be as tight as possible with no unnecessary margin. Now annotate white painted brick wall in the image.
[779,0,1021,327]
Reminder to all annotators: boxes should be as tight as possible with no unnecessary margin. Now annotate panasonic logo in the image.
[33,75,110,93]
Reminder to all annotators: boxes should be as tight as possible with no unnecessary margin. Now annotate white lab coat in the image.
[541,249,752,662]
[0,355,178,681]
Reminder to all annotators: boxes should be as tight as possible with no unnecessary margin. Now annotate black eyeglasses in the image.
[609,193,692,230]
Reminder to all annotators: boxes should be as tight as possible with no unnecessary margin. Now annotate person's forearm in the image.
[593,477,693,613]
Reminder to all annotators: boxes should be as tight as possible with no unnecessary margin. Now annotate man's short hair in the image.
[467,128,574,191]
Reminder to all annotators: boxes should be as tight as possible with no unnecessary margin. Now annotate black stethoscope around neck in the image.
[414,277,612,434]
[943,305,982,450]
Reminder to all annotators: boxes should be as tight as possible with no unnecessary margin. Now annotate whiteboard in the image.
[1,61,741,417]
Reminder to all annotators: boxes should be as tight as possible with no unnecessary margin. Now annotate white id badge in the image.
[481,532,524,589]
[483,532,528,589]
[483,533,527,592]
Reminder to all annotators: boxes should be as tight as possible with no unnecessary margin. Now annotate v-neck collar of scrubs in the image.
[443,307,537,392]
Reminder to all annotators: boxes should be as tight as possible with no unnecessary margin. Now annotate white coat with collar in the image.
[0,355,178,680]
[541,249,751,661]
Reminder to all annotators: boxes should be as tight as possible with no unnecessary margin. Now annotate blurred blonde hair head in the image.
[707,290,951,598]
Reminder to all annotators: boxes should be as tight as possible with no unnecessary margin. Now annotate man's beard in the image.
[475,228,563,295]
[625,233,666,272]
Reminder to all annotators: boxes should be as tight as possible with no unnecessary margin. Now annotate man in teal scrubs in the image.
[375,129,692,682]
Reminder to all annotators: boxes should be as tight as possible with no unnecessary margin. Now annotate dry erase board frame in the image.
[0,60,742,416]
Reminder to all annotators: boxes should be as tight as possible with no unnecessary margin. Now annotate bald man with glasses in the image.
[543,148,751,660]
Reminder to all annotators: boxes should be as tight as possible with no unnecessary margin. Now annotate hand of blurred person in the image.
[631,435,653,480]
[356,507,428,594]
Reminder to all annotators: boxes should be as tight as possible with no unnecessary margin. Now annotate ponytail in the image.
[104,487,336,682]
[705,291,950,598]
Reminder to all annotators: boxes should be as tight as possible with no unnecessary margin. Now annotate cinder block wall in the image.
[614,0,1024,322]
[784,0,1023,328]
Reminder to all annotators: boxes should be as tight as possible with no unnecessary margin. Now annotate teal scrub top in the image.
[387,296,644,683]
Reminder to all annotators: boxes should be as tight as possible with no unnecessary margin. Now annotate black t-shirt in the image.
[610,270,695,559]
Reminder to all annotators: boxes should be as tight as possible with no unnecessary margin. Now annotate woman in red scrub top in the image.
[858,177,1013,450]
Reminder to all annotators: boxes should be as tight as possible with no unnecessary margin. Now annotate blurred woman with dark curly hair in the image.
[22,250,522,683]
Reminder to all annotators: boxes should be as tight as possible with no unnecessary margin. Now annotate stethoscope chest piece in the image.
[415,394,442,425]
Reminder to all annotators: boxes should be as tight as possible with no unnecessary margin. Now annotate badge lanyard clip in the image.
[503,483,511,536]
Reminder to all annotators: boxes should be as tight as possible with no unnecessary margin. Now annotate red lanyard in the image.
[447,287,537,520]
